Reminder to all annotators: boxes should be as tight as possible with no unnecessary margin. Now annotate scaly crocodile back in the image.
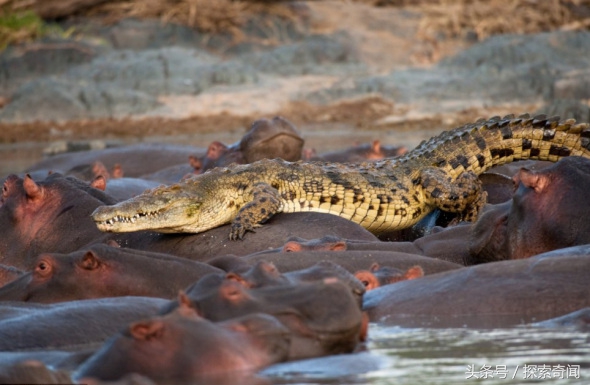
[92,113,590,237]
[384,113,590,180]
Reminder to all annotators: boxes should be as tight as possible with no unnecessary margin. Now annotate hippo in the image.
[0,243,222,303]
[0,296,167,351]
[117,212,380,261]
[139,162,195,185]
[0,349,93,373]
[0,172,117,269]
[363,245,590,328]
[0,264,24,286]
[240,249,464,275]
[27,143,204,178]
[196,116,304,174]
[0,361,73,385]
[75,296,291,382]
[205,259,366,306]
[90,175,162,202]
[354,263,424,291]
[468,156,590,263]
[312,140,407,163]
[255,223,474,266]
[166,277,366,360]
[532,307,590,331]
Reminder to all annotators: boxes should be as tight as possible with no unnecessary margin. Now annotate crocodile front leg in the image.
[230,182,282,240]
[421,167,488,223]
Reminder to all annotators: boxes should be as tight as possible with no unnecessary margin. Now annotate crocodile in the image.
[92,114,590,239]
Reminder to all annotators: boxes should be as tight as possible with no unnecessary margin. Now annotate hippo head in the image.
[0,173,115,269]
[469,156,590,263]
[75,293,290,382]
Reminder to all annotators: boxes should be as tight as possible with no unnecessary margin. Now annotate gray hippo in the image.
[363,245,590,328]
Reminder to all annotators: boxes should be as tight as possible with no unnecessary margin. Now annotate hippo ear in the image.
[404,266,424,280]
[220,281,248,302]
[188,155,202,173]
[514,168,548,193]
[23,175,43,200]
[328,241,347,251]
[206,141,228,159]
[80,251,102,270]
[371,140,381,153]
[354,270,379,291]
[225,272,250,287]
[261,261,280,275]
[369,262,380,272]
[91,161,110,180]
[130,320,164,341]
[111,164,124,179]
[106,239,120,248]
[282,241,302,252]
[90,175,107,191]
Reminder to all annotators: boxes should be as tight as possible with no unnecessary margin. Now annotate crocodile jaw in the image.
[92,195,201,233]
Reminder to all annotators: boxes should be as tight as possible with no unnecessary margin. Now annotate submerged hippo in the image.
[0,244,221,303]
[75,296,291,382]
[197,116,304,174]
[165,277,366,361]
[0,296,167,351]
[364,245,590,328]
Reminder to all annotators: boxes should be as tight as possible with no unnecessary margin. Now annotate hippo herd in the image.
[1,116,590,383]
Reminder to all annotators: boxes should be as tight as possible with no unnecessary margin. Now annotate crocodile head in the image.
[91,176,236,234]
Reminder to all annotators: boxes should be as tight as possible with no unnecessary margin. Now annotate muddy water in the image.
[263,325,590,384]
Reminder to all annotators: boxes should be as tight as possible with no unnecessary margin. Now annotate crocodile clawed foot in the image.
[229,222,262,240]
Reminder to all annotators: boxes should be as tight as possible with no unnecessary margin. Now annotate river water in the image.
[262,324,589,384]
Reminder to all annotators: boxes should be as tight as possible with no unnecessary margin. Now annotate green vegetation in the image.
[0,10,66,50]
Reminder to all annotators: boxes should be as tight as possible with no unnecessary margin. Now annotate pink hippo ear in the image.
[225,272,251,288]
[129,320,165,341]
[354,270,380,291]
[206,141,228,159]
[328,241,347,251]
[90,175,107,191]
[23,174,43,200]
[260,261,280,276]
[111,164,124,179]
[282,241,303,252]
[369,262,381,272]
[176,290,201,318]
[404,265,425,280]
[513,168,549,193]
[188,155,202,173]
[80,251,102,270]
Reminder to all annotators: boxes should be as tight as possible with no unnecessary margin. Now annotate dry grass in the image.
[75,0,299,41]
[416,0,590,41]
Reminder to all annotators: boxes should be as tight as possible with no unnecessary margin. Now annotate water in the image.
[262,325,590,385]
